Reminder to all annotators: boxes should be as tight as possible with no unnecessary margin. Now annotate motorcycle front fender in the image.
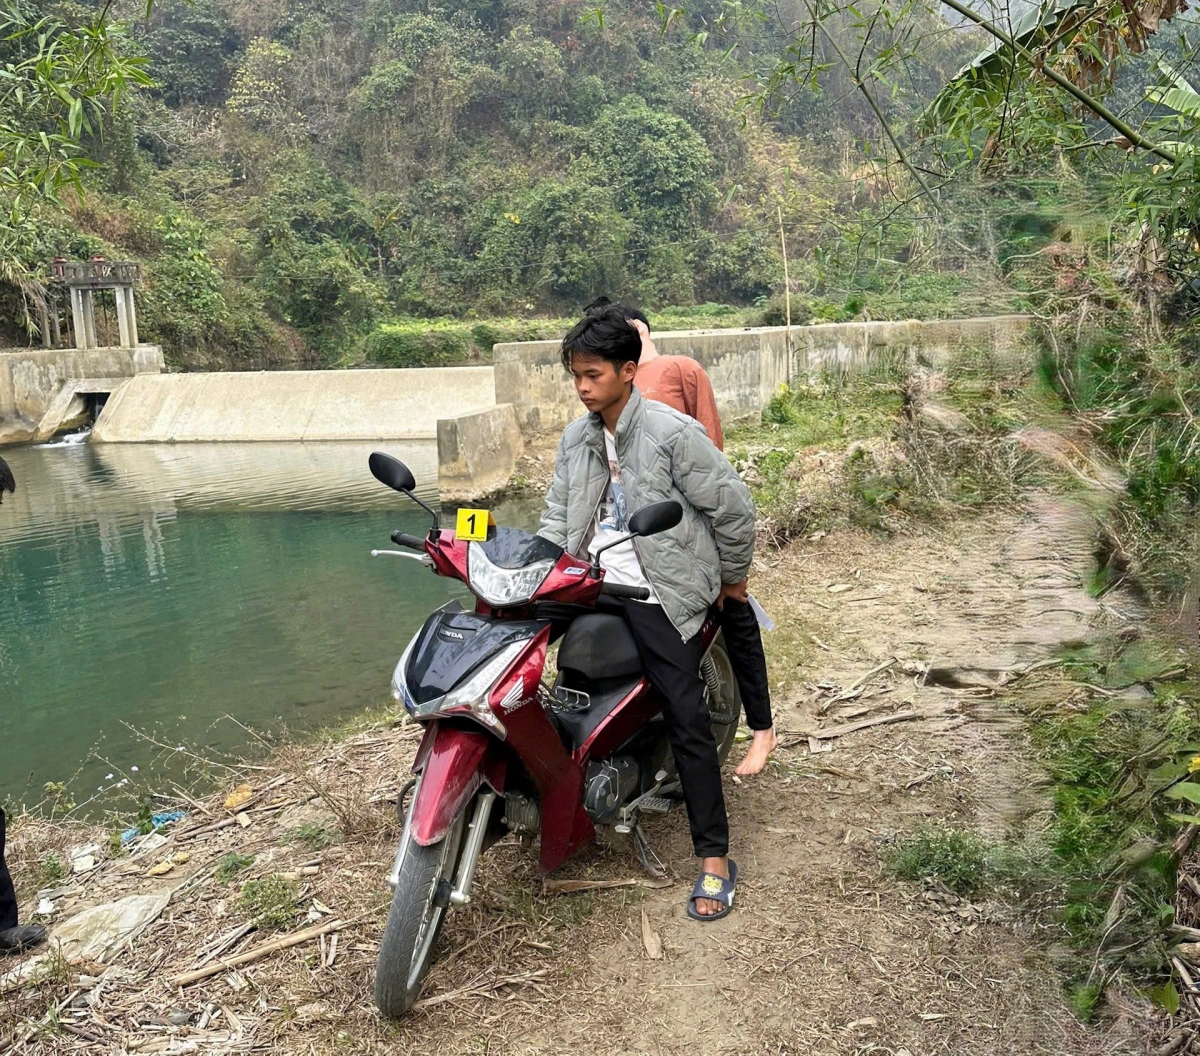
[409,722,505,846]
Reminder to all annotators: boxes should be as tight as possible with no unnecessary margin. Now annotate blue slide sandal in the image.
[686,859,738,922]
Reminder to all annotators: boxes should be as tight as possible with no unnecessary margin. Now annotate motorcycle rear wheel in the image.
[374,809,467,1018]
[704,632,742,766]
[652,632,742,785]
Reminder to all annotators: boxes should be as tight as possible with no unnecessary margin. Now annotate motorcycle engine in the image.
[583,756,640,825]
[501,792,541,835]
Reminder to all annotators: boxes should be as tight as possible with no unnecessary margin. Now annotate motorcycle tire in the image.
[374,809,467,1018]
[704,632,742,766]
[651,632,743,784]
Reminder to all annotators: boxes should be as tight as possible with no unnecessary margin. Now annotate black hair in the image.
[560,307,642,372]
[583,294,649,329]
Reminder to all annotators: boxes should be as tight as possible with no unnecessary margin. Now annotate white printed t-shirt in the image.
[587,430,657,602]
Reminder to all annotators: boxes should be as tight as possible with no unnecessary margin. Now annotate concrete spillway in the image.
[0,345,165,446]
[91,366,497,443]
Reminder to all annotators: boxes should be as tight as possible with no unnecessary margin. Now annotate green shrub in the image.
[364,323,472,367]
[470,321,557,352]
[283,823,341,850]
[1068,982,1103,1022]
[469,322,506,351]
[885,824,988,895]
[215,852,255,884]
[762,385,801,425]
[235,875,300,928]
[365,317,567,366]
[32,853,68,890]
[1043,319,1200,596]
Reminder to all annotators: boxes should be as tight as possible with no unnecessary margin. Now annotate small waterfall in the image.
[38,425,92,448]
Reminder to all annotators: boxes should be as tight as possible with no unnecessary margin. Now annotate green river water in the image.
[0,439,537,809]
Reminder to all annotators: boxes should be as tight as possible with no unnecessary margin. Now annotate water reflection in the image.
[0,442,539,807]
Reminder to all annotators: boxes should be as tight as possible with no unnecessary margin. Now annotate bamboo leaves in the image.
[0,2,152,218]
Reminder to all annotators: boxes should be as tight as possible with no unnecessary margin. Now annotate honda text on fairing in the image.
[365,452,743,1016]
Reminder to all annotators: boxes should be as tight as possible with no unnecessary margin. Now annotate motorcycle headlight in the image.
[468,545,555,607]
[437,640,528,739]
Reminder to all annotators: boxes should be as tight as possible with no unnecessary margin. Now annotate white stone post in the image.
[125,286,139,346]
[80,289,97,349]
[69,288,86,349]
[114,286,131,348]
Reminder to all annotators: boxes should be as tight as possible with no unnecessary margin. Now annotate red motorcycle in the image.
[366,453,742,1016]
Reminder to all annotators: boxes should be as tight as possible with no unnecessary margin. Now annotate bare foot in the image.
[695,855,730,916]
[734,727,778,776]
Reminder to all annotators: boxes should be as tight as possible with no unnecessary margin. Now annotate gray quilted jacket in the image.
[538,388,756,640]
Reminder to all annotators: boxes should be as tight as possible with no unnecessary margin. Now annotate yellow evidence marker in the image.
[455,507,494,541]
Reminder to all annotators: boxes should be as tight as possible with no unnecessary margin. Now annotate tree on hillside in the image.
[0,0,150,332]
[661,0,1199,282]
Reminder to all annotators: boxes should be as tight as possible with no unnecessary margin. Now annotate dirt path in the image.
[483,495,1132,1056]
[1,494,1146,1055]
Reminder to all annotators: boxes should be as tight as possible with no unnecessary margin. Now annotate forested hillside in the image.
[2,0,1006,367]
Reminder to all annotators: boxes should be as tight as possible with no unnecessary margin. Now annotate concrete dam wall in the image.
[91,366,497,443]
[0,345,165,445]
[493,315,1034,438]
[6,314,1033,499]
[494,325,792,436]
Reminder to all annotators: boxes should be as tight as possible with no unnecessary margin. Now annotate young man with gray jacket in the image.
[538,307,756,921]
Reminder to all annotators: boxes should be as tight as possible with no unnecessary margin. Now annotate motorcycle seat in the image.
[549,675,642,750]
[549,613,645,750]
[556,613,643,682]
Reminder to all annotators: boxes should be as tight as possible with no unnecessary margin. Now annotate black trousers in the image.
[716,599,774,731]
[617,600,729,858]
[0,808,17,930]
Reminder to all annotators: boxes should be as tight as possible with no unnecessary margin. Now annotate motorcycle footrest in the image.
[638,796,673,815]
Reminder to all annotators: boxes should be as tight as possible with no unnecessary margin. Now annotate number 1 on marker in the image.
[456,507,491,541]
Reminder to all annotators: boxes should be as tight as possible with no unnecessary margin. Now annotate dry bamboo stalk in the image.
[171,917,346,986]
[819,658,897,713]
[1172,955,1199,991]
[1173,823,1199,858]
[543,877,672,895]
[808,710,918,741]
[195,921,256,968]
[410,969,549,1011]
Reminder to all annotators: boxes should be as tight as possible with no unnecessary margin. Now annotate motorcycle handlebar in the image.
[391,531,426,551]
[599,582,651,600]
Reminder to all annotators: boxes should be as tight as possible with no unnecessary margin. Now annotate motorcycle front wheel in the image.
[374,809,467,1018]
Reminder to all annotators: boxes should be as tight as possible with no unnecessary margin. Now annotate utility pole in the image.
[777,205,793,382]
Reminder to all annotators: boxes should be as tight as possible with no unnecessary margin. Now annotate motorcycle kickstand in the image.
[631,822,668,879]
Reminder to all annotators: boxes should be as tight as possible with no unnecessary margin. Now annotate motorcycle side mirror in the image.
[628,500,682,538]
[369,451,439,535]
[369,452,417,493]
